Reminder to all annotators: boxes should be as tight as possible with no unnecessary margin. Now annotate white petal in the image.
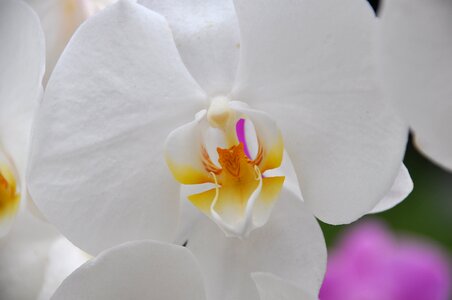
[25,0,90,84]
[379,0,452,171]
[252,273,318,300]
[27,0,207,255]
[139,0,240,96]
[370,164,413,214]
[0,0,44,177]
[186,188,326,300]
[37,237,90,300]
[51,241,206,300]
[232,0,408,224]
[0,210,58,300]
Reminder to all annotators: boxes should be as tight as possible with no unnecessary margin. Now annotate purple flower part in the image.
[320,221,451,300]
[236,118,252,159]
[390,242,451,300]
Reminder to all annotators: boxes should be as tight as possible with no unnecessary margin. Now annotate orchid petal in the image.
[379,0,452,171]
[37,238,89,300]
[232,0,408,224]
[0,0,44,177]
[252,273,318,300]
[51,241,206,300]
[186,188,326,300]
[0,0,44,236]
[0,211,58,300]
[25,0,90,84]
[370,164,413,214]
[27,0,207,255]
[139,0,240,96]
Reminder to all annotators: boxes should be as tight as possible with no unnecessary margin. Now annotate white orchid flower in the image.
[28,0,411,250]
[378,0,452,171]
[0,0,44,237]
[25,0,414,297]
[25,0,114,85]
[51,240,318,300]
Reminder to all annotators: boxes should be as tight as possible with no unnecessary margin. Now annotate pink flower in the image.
[320,221,451,300]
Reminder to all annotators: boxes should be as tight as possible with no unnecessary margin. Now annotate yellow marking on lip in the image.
[0,165,20,219]
[259,176,285,205]
[259,135,284,173]
[187,143,284,225]
[188,175,285,222]
[165,159,214,185]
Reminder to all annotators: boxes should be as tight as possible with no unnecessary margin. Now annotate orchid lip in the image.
[165,104,286,238]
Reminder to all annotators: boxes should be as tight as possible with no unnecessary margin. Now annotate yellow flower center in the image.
[0,166,20,219]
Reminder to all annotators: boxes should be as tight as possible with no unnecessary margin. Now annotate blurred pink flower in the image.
[320,221,451,300]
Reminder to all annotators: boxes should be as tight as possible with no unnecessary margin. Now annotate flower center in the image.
[0,166,20,219]
[165,102,286,237]
[218,143,247,178]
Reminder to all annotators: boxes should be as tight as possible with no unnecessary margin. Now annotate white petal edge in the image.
[139,0,241,96]
[25,0,90,85]
[379,0,452,171]
[369,164,413,214]
[51,240,206,300]
[27,0,207,255]
[186,187,326,300]
[232,0,408,224]
[37,237,90,300]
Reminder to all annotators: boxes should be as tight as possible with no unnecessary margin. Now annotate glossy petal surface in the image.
[27,0,206,255]
[232,0,408,224]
